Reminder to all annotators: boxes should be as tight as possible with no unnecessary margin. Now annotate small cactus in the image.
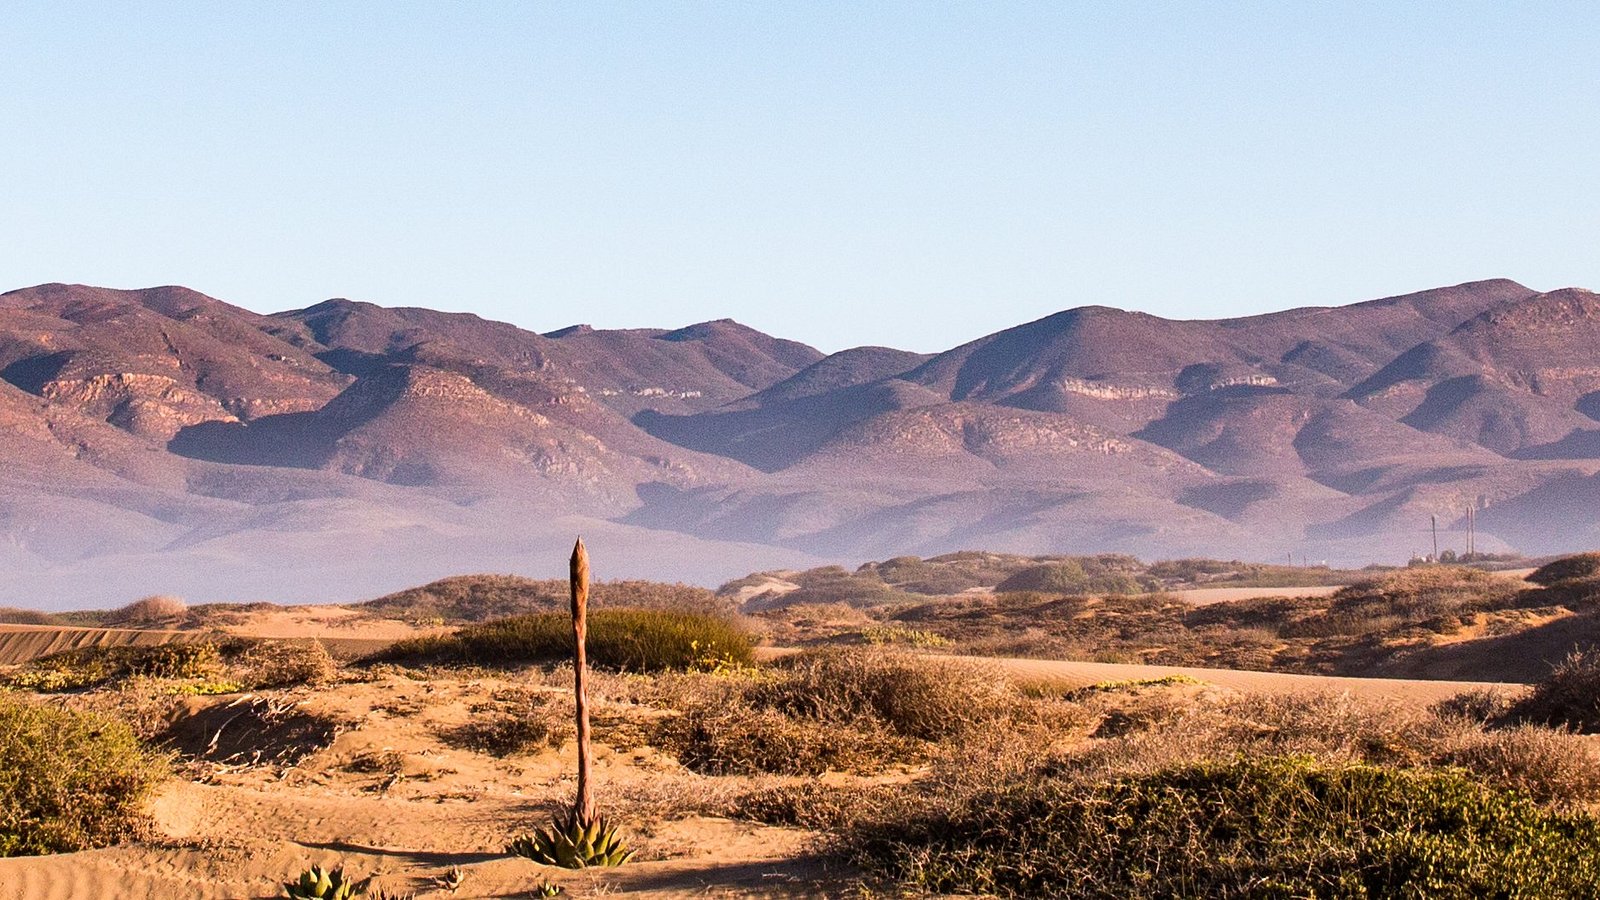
[284,865,366,900]
[531,881,565,897]
[508,813,635,869]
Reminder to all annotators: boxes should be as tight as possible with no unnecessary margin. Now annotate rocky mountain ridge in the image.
[3,278,1598,607]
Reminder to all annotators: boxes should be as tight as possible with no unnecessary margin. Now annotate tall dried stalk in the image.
[570,537,595,826]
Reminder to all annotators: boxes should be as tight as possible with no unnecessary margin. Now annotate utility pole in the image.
[1467,507,1476,558]
[1431,514,1439,562]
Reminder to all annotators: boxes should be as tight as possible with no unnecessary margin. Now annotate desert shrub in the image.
[851,756,1600,898]
[0,607,56,625]
[373,608,753,672]
[1183,594,1324,632]
[1061,691,1600,807]
[654,703,913,776]
[1437,724,1600,806]
[1530,553,1600,586]
[0,693,167,856]
[751,647,1013,741]
[729,781,891,829]
[219,638,337,688]
[1278,567,1521,639]
[106,594,187,626]
[747,566,905,610]
[1431,688,1515,724]
[652,650,1021,775]
[446,713,566,756]
[4,639,334,694]
[1061,674,1202,700]
[1507,648,1600,732]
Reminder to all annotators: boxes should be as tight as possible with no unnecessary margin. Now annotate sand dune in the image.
[0,623,195,666]
[972,655,1521,703]
[1169,584,1343,605]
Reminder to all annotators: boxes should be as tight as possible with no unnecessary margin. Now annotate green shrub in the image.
[5,642,222,692]
[994,561,1144,595]
[0,693,167,856]
[4,639,333,693]
[359,574,725,623]
[859,625,951,647]
[853,756,1600,898]
[374,608,753,672]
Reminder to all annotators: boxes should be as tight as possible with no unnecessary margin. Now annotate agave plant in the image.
[505,540,635,870]
[531,880,566,898]
[284,864,366,900]
[508,812,635,869]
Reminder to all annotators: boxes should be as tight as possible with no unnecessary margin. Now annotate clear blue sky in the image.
[4,2,1597,352]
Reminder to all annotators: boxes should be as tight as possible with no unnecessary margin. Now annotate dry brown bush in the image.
[1436,724,1600,806]
[221,638,337,689]
[1432,688,1517,724]
[107,595,187,626]
[1530,553,1600,586]
[445,713,567,756]
[647,650,1026,776]
[0,607,56,625]
[727,780,894,830]
[751,647,1015,740]
[1054,690,1600,808]
[1507,648,1600,732]
[654,703,914,775]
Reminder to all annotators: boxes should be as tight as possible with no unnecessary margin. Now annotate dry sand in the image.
[974,655,1520,703]
[0,623,196,666]
[0,672,839,899]
[1170,584,1343,605]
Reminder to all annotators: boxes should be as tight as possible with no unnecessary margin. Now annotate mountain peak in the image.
[543,324,595,338]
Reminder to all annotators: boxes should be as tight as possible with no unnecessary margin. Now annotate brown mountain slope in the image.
[5,278,1600,607]
[0,284,349,439]
[1347,288,1600,454]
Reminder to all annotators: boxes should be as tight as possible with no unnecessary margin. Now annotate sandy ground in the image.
[1171,584,1343,605]
[972,655,1521,702]
[0,650,1521,898]
[0,672,843,899]
[0,589,1540,898]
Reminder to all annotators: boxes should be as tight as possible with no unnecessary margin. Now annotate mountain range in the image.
[4,278,1600,607]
